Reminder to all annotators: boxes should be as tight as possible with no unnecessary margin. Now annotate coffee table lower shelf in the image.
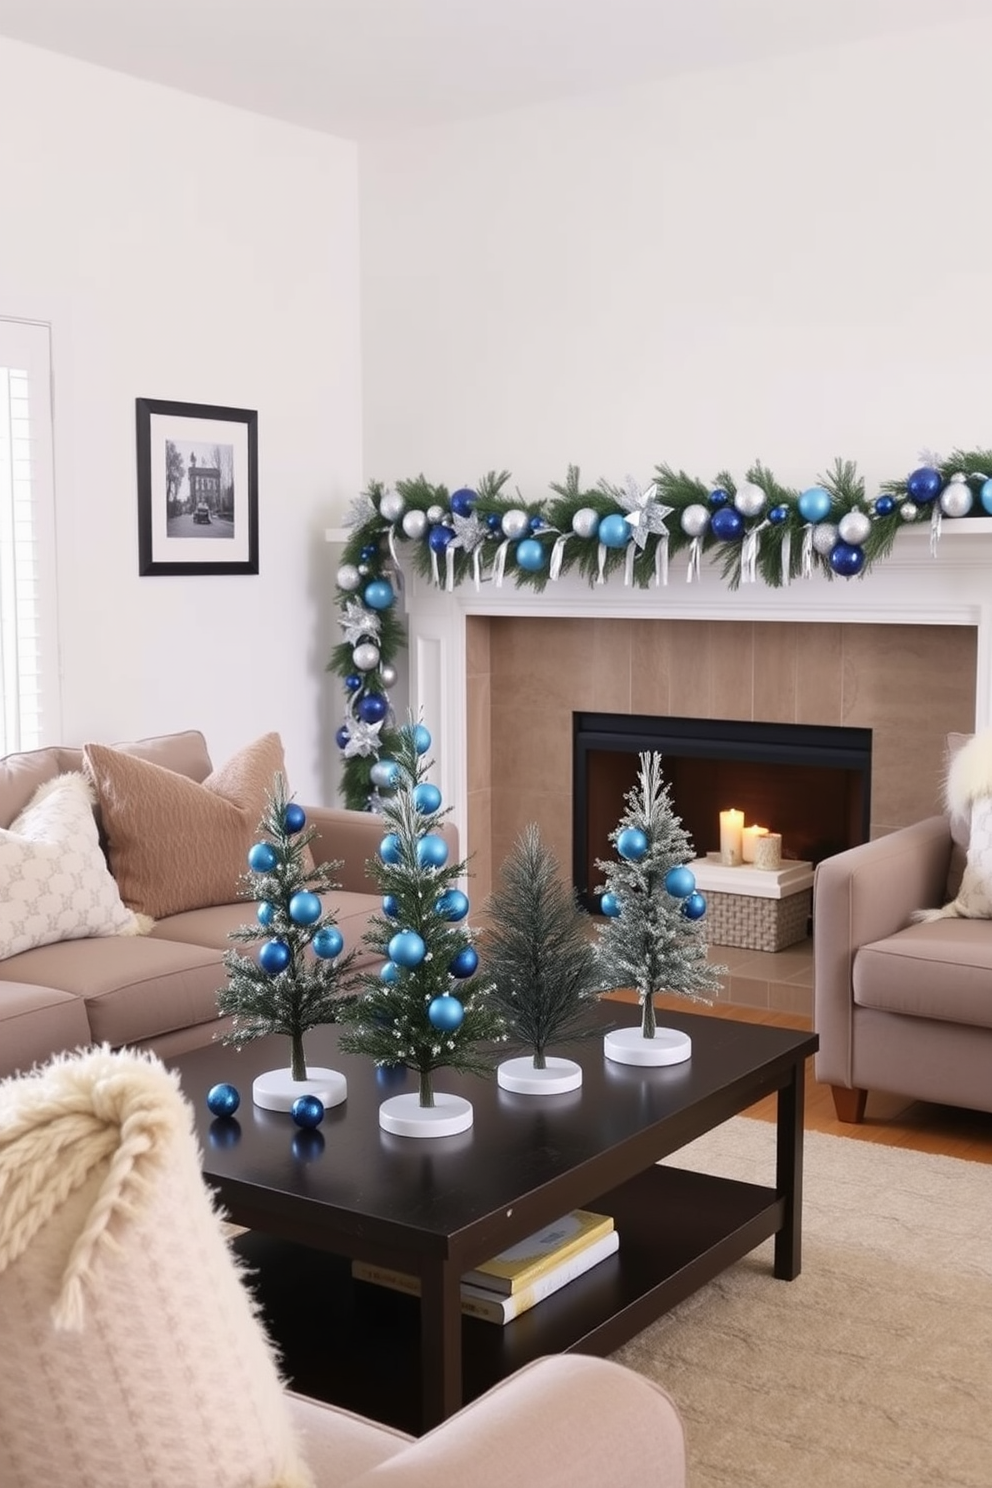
[231,1161,786,1435]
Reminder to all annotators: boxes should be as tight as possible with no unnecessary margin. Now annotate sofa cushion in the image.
[0,984,91,1079]
[945,730,973,901]
[0,746,84,829]
[83,733,287,920]
[0,774,142,961]
[149,891,383,969]
[853,919,992,1030]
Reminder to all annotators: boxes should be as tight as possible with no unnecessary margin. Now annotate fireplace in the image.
[572,712,872,912]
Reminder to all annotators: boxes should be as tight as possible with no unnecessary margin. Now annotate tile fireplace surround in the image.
[344,520,992,1014]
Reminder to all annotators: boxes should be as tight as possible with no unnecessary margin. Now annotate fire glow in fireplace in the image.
[572,712,872,913]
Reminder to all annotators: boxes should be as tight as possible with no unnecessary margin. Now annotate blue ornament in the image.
[515,538,546,571]
[486,512,503,532]
[449,944,479,978]
[873,494,896,516]
[361,544,378,561]
[617,827,649,861]
[428,994,464,1031]
[981,478,992,515]
[380,960,401,984]
[829,541,867,577]
[259,938,291,974]
[708,488,730,508]
[248,841,278,873]
[598,513,630,549]
[407,723,432,755]
[906,466,942,503]
[291,1094,325,1130]
[710,506,744,542]
[529,515,543,532]
[451,487,477,517]
[682,890,707,921]
[664,865,697,899]
[382,894,400,918]
[369,759,400,790]
[379,833,402,865]
[428,524,454,554]
[313,925,344,959]
[335,724,351,750]
[284,802,306,833]
[798,487,832,523]
[388,930,426,967]
[345,672,362,691]
[207,1082,240,1118]
[436,889,469,921]
[768,504,789,525]
[289,890,322,925]
[358,693,388,725]
[412,782,442,814]
[364,579,395,610]
[416,834,448,869]
[257,900,276,927]
[600,892,621,917]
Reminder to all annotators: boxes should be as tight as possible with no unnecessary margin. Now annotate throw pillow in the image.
[83,733,288,920]
[0,774,142,960]
[914,727,992,922]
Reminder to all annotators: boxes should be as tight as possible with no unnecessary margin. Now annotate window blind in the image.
[0,317,59,755]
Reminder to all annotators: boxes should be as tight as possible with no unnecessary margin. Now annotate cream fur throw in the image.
[0,1047,314,1488]
[914,728,992,922]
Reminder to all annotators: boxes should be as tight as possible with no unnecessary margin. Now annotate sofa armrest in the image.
[813,816,952,1089]
[342,1355,686,1488]
[302,805,460,897]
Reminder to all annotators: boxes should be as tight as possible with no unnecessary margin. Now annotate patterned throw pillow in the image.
[0,774,142,960]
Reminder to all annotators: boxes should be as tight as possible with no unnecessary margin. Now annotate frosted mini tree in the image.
[595,752,723,1066]
[217,773,358,1111]
[337,721,506,1135]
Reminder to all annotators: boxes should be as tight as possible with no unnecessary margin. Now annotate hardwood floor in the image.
[608,991,992,1164]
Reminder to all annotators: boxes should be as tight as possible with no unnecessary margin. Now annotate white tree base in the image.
[603,1027,692,1067]
[497,1056,583,1094]
[378,1091,474,1137]
[252,1066,348,1112]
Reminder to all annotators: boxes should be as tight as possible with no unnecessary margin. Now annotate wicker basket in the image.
[703,887,812,953]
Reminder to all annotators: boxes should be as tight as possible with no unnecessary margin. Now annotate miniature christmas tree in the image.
[483,823,601,1091]
[217,774,359,1108]
[337,720,505,1131]
[595,752,723,1064]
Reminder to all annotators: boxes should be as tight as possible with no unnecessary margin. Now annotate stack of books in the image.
[352,1208,619,1325]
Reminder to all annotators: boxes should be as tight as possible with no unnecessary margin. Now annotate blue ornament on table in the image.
[284,802,306,833]
[664,865,697,899]
[369,759,400,790]
[379,832,402,864]
[981,478,992,516]
[829,541,867,577]
[428,524,454,554]
[289,890,322,925]
[259,938,291,974]
[682,890,707,921]
[380,960,401,984]
[248,841,278,873]
[598,513,630,549]
[358,693,388,724]
[600,892,621,917]
[450,487,477,517]
[335,724,351,751]
[449,944,479,978]
[515,537,546,572]
[313,925,344,959]
[436,888,469,921]
[408,723,432,755]
[617,827,649,861]
[364,579,395,610]
[906,466,942,503]
[388,930,427,967]
[412,782,442,814]
[257,900,276,928]
[873,494,896,517]
[798,487,832,523]
[709,506,744,542]
[416,833,449,869]
[207,1082,241,1118]
[291,1094,325,1130]
[428,994,464,1031]
[486,512,503,533]
[382,893,400,918]
[708,488,730,508]
[768,504,789,525]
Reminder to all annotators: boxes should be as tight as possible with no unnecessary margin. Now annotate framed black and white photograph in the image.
[136,398,258,575]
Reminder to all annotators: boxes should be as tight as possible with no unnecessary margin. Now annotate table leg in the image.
[773,1054,805,1280]
[419,1259,464,1428]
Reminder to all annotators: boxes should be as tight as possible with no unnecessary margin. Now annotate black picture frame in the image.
[136,397,258,575]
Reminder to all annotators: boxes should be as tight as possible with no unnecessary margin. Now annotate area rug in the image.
[611,1119,992,1488]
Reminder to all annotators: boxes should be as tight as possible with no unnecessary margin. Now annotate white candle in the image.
[754,833,783,870]
[719,808,744,866]
[741,825,768,863]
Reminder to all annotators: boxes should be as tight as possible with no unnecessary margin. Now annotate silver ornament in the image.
[571,507,600,539]
[939,482,974,518]
[900,501,919,522]
[837,510,871,546]
[380,663,398,687]
[352,642,381,671]
[734,481,766,518]
[379,490,406,523]
[336,563,361,592]
[680,503,710,538]
[812,522,838,556]
[426,504,446,525]
[501,508,530,540]
[402,509,428,540]
[358,563,369,576]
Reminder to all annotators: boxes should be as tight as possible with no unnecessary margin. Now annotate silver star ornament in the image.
[618,475,674,550]
[339,600,381,646]
[451,512,487,552]
[343,718,384,758]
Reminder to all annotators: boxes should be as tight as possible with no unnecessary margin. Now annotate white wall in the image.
[0,37,361,802]
[358,18,992,500]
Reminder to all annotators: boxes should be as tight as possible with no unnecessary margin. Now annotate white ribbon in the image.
[930,503,942,557]
[492,538,511,588]
[596,542,607,584]
[654,534,669,587]
[686,536,702,583]
[472,547,484,590]
[445,543,458,591]
[801,524,814,579]
[430,548,440,586]
[780,530,792,587]
[740,521,768,585]
[386,523,401,572]
[549,532,571,581]
[623,542,636,586]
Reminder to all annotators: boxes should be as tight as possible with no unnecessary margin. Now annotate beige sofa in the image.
[0,729,394,1079]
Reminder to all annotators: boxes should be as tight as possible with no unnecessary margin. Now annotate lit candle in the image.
[754,832,783,870]
[741,825,769,863]
[719,808,744,866]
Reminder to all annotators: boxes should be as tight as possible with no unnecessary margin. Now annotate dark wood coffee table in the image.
[172,1003,817,1434]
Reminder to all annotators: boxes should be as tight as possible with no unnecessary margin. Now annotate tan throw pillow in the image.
[83,733,287,920]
